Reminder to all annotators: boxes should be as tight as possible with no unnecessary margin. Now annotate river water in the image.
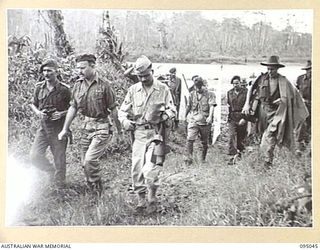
[153,62,305,91]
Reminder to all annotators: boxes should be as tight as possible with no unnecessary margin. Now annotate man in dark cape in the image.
[242,55,309,169]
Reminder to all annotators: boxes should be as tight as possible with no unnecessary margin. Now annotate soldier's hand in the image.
[206,116,213,124]
[273,98,281,105]
[123,119,135,131]
[161,113,169,121]
[58,130,68,141]
[51,111,63,121]
[238,118,247,126]
[37,110,48,120]
[242,103,250,115]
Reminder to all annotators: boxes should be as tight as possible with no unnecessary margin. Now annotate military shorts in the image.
[187,123,210,141]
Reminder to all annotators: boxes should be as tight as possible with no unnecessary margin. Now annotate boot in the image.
[227,156,235,165]
[185,140,194,166]
[134,192,147,214]
[263,161,272,171]
[201,144,208,163]
[174,120,179,130]
[88,180,103,197]
[146,186,158,214]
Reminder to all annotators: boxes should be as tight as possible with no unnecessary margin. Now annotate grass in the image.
[7,119,312,227]
[6,41,312,228]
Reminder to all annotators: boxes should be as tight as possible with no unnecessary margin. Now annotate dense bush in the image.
[8,46,132,160]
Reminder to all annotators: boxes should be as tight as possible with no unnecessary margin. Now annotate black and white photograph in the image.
[6,8,313,228]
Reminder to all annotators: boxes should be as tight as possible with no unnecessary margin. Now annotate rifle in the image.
[182,74,190,94]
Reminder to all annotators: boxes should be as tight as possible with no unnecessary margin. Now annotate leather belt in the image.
[136,124,153,130]
[83,116,109,123]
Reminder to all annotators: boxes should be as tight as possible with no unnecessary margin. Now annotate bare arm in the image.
[242,85,253,115]
[51,110,68,121]
[58,106,77,140]
[29,103,48,120]
[206,91,216,124]
[206,105,214,124]
[62,106,77,130]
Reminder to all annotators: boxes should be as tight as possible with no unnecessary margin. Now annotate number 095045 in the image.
[300,244,318,248]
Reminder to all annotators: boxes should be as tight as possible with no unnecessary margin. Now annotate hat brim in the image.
[260,62,285,68]
[301,66,311,70]
[132,67,152,76]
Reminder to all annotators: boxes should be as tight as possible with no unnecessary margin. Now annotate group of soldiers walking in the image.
[28,53,311,214]
[227,57,311,168]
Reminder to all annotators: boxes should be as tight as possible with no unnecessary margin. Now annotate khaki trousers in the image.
[80,129,111,183]
[132,129,161,194]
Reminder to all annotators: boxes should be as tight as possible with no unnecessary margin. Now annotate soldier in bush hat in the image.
[118,55,176,214]
[242,55,308,170]
[58,53,122,196]
[185,75,216,165]
[29,58,71,187]
[295,60,312,155]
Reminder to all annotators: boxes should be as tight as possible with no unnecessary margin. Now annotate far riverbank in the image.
[126,54,310,65]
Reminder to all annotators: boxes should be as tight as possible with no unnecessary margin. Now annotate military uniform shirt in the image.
[32,80,71,129]
[227,87,247,122]
[70,74,117,118]
[32,80,70,112]
[187,88,216,125]
[296,74,311,102]
[119,79,176,125]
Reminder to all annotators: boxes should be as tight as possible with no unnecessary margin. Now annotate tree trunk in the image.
[96,10,124,70]
[46,10,74,57]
